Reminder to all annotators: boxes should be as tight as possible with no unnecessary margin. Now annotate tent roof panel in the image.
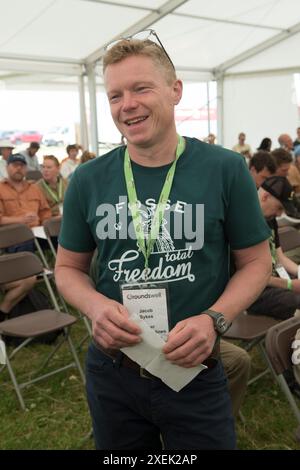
[0,0,299,84]
[227,31,300,74]
[176,0,300,29]
[0,0,146,60]
[153,14,275,70]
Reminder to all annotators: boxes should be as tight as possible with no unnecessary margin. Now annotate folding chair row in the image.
[0,222,92,338]
[0,251,85,410]
[225,312,300,440]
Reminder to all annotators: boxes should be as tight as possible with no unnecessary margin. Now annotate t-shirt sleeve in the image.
[224,158,271,250]
[59,172,96,252]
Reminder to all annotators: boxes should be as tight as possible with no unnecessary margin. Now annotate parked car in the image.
[10,130,43,145]
[43,127,72,146]
[0,130,18,140]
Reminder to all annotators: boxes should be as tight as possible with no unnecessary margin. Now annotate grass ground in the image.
[1,320,299,450]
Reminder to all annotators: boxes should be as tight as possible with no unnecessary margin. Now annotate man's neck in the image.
[46,177,58,187]
[8,179,26,191]
[126,132,180,168]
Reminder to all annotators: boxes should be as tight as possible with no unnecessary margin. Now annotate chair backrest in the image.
[224,311,278,342]
[278,227,300,252]
[43,217,61,238]
[265,316,300,375]
[0,252,43,283]
[0,223,34,249]
[26,170,43,181]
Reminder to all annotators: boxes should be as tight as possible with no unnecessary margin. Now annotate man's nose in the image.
[122,92,138,111]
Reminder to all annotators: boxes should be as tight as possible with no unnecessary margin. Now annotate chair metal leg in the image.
[5,354,26,410]
[34,238,50,269]
[67,333,85,384]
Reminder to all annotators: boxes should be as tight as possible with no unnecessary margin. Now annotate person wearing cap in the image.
[0,154,51,231]
[248,176,300,319]
[20,142,41,171]
[55,34,272,450]
[0,140,15,180]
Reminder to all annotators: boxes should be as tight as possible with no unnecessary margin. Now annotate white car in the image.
[43,127,72,146]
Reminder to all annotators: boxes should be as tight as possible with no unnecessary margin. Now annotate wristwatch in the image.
[202,309,232,336]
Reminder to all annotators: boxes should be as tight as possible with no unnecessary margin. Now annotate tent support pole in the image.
[78,74,89,150]
[216,76,224,146]
[86,63,99,155]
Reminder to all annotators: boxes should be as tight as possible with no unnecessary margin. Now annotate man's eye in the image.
[109,95,120,102]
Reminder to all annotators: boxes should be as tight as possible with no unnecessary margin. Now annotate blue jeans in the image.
[6,240,35,253]
[85,342,236,450]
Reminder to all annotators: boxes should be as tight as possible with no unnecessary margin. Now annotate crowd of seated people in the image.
[0,142,92,328]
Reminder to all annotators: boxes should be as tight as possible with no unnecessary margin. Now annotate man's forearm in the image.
[268,275,289,289]
[210,260,271,322]
[0,215,23,225]
[55,267,108,320]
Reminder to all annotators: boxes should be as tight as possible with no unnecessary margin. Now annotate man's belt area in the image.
[92,339,220,379]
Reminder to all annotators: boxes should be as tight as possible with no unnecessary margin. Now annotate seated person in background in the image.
[293,127,300,148]
[204,133,216,145]
[288,145,300,195]
[232,132,252,161]
[272,148,293,177]
[60,144,79,180]
[0,276,36,322]
[0,154,51,252]
[20,142,41,171]
[249,151,276,188]
[36,155,67,216]
[278,133,293,154]
[0,140,15,180]
[249,176,300,320]
[257,137,272,152]
[80,150,96,165]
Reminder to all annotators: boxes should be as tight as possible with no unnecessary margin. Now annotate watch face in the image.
[216,317,228,333]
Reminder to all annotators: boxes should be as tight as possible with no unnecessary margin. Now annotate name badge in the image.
[121,284,170,341]
[276,265,290,280]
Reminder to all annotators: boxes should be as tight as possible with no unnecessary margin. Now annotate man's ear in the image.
[261,191,269,202]
[172,79,183,105]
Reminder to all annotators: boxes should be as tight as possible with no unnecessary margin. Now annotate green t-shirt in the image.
[59,137,270,328]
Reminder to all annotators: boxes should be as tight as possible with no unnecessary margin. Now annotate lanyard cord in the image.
[124,135,185,270]
[42,177,63,203]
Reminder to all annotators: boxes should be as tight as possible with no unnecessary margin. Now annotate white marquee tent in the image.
[1,0,300,151]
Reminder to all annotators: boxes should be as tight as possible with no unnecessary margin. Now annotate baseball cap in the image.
[7,154,27,165]
[261,176,295,214]
[0,139,15,149]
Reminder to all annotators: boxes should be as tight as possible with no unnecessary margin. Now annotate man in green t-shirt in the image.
[55,32,271,450]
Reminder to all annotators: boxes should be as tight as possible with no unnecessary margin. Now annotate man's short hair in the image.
[249,151,276,174]
[29,142,40,150]
[271,148,293,166]
[43,155,60,167]
[66,144,78,155]
[103,39,177,85]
